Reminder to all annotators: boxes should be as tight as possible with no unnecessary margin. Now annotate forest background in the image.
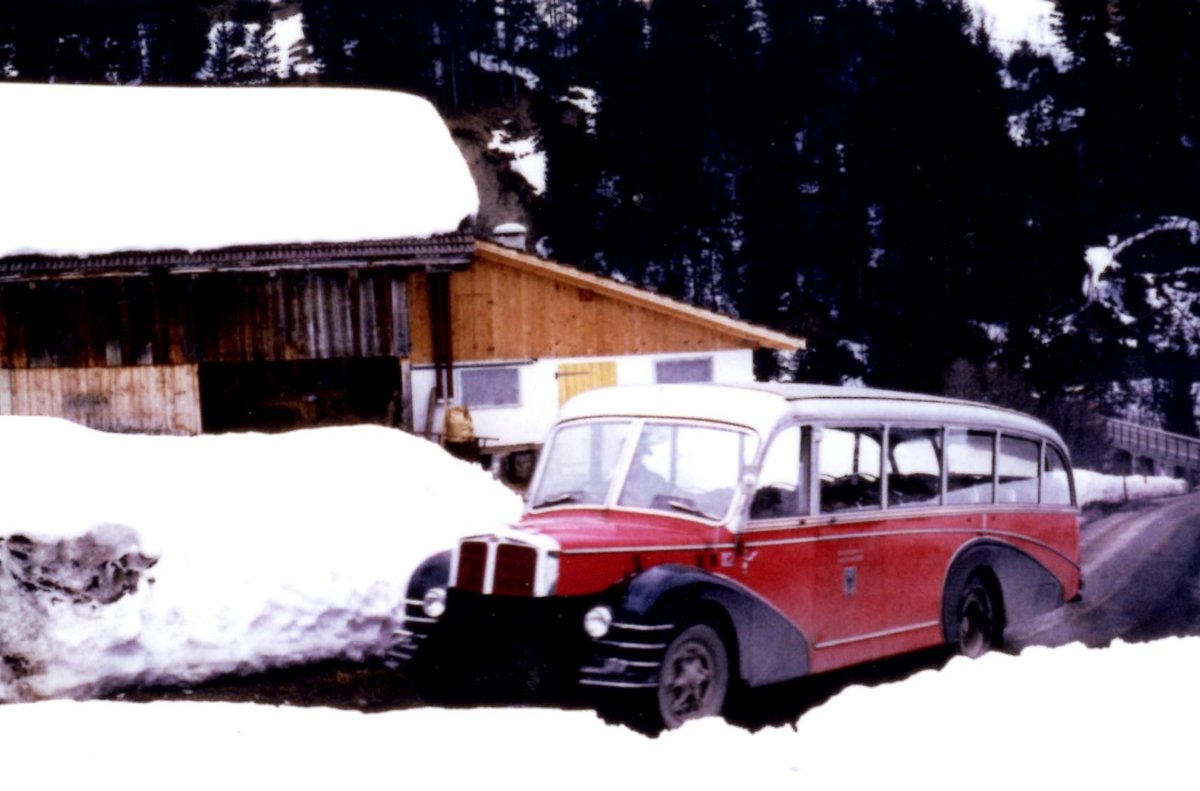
[2,0,1198,464]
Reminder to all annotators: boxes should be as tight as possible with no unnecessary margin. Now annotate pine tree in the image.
[1116,0,1200,222]
[839,0,1017,392]
[239,2,280,85]
[202,11,242,85]
[136,0,211,84]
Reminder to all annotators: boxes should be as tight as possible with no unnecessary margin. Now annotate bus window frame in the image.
[795,422,1077,521]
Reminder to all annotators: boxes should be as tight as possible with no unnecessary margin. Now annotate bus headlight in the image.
[422,587,448,619]
[583,605,613,639]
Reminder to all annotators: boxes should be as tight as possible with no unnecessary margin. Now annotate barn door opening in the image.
[556,361,617,406]
[199,358,402,434]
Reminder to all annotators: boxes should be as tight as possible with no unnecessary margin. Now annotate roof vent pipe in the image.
[492,222,527,251]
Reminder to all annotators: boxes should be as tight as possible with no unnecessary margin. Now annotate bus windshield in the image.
[531,420,757,520]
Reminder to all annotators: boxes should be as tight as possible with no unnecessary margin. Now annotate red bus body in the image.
[397,383,1082,725]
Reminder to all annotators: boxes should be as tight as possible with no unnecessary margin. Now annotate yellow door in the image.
[557,361,617,406]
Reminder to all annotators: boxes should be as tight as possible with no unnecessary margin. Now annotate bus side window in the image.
[819,427,883,513]
[1042,444,1074,506]
[997,435,1040,504]
[946,429,995,504]
[751,425,807,519]
[886,427,943,507]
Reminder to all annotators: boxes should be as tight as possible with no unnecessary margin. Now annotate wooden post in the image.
[428,272,455,400]
[399,357,413,432]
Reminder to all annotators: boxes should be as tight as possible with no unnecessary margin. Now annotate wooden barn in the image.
[0,237,472,434]
[0,83,478,436]
[0,84,802,461]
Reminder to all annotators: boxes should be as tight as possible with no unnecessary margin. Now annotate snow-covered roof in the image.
[0,84,479,260]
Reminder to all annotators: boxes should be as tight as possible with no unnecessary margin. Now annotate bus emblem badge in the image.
[843,566,858,597]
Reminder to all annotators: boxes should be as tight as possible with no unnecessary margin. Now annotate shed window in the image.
[655,357,714,384]
[460,367,521,408]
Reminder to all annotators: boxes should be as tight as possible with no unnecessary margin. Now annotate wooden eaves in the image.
[474,240,805,352]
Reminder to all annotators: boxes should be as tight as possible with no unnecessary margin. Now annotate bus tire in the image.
[954,573,1003,658]
[656,623,730,728]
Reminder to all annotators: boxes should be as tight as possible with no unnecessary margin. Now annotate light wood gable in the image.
[409,241,804,364]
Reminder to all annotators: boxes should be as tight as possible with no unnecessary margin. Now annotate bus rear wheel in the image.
[656,623,729,729]
[955,574,1002,658]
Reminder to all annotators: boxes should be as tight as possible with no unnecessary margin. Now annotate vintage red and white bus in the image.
[395,383,1082,727]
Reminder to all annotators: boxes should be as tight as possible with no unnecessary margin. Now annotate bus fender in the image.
[942,541,1065,642]
[405,550,452,600]
[617,564,811,687]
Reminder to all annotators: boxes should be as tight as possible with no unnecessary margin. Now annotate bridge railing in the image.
[1106,418,1200,466]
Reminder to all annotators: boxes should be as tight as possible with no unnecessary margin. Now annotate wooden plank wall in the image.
[0,365,202,434]
[408,258,756,364]
[0,269,411,369]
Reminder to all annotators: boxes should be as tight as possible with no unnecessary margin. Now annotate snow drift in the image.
[0,417,522,702]
[3,638,1199,787]
[1075,469,1188,506]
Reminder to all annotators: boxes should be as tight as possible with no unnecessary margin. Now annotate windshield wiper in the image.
[667,499,715,520]
[533,492,579,508]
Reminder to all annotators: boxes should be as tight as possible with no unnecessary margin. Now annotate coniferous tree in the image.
[136,0,211,84]
[298,0,355,82]
[1116,0,1200,223]
[202,11,242,84]
[534,0,648,275]
[2,0,54,80]
[740,0,869,380]
[845,0,1016,393]
[239,1,280,84]
[1051,0,1126,235]
[613,0,761,311]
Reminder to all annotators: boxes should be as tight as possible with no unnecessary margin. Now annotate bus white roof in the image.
[559,383,1067,447]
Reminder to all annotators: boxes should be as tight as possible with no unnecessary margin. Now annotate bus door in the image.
[810,425,893,666]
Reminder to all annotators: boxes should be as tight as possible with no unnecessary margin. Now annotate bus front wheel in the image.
[656,623,729,728]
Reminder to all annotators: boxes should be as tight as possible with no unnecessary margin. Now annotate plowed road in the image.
[1010,491,1200,649]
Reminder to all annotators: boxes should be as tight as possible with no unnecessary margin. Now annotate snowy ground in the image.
[4,639,1198,788]
[0,417,1194,786]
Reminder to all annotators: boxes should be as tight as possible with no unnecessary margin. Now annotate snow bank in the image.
[1076,469,1188,507]
[0,418,522,702]
[3,638,1198,787]
[0,84,479,258]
